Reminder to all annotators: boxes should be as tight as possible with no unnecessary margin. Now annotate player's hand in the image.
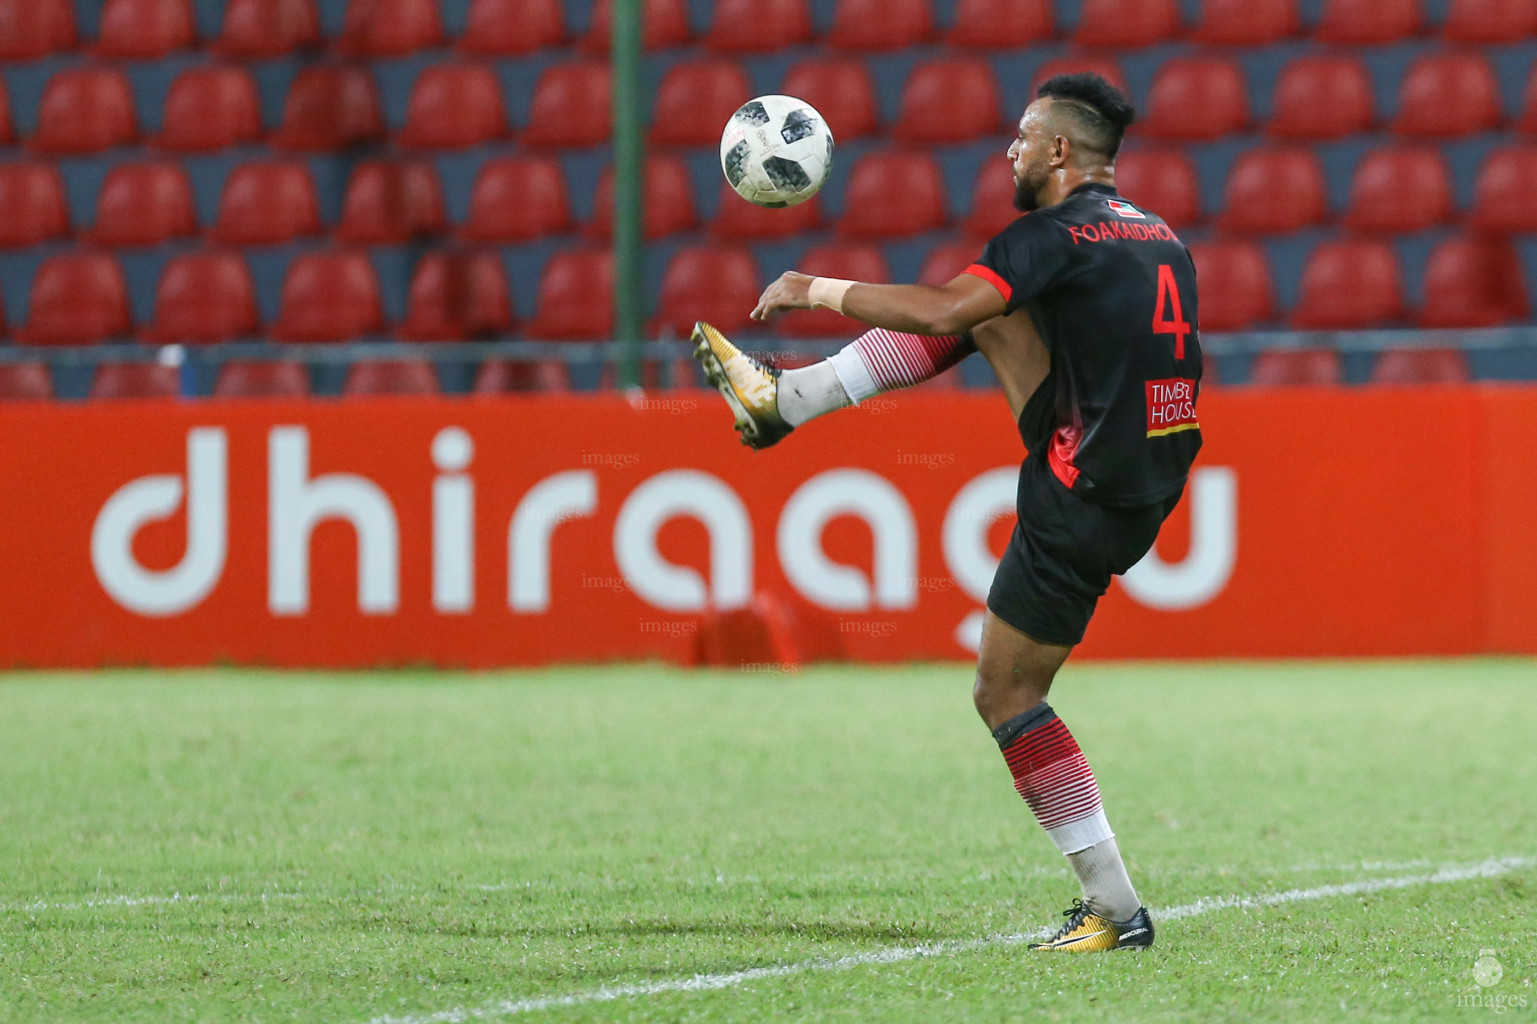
[751,271,814,321]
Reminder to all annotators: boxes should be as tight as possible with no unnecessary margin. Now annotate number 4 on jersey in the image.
[1152,264,1190,360]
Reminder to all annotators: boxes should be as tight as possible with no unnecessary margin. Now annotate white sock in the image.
[776,360,852,427]
[1067,837,1142,922]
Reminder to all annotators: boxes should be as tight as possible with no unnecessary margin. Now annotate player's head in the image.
[1009,73,1136,212]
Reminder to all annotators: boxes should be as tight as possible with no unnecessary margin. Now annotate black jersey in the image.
[967,182,1202,507]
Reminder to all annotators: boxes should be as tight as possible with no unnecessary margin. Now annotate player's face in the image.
[1008,102,1053,213]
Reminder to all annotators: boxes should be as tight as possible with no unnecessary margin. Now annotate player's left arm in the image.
[750,271,1007,336]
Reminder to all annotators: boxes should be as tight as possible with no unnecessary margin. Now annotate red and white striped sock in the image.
[831,328,975,401]
[994,701,1141,919]
[778,328,975,427]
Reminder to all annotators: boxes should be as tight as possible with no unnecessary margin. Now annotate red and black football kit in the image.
[965,182,1203,646]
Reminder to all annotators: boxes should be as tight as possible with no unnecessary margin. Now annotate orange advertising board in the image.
[0,386,1532,668]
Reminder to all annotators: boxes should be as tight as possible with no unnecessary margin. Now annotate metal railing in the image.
[2,328,1535,398]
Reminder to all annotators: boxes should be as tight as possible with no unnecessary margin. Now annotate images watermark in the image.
[628,395,699,415]
[638,619,698,639]
[580,575,630,594]
[1454,951,1529,1014]
[839,620,899,638]
[580,451,642,469]
[895,450,957,470]
[738,661,799,675]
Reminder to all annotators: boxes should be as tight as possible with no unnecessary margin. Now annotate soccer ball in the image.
[719,95,834,208]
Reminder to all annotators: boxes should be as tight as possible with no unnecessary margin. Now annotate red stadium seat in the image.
[460,0,564,53]
[1418,236,1529,327]
[335,0,442,56]
[473,359,571,394]
[0,164,69,247]
[272,66,384,150]
[0,79,11,145]
[211,161,323,245]
[398,64,509,149]
[588,156,696,240]
[144,253,259,343]
[0,364,54,401]
[780,59,880,140]
[894,59,1002,143]
[523,62,612,147]
[707,0,811,51]
[1317,0,1421,43]
[460,157,572,242]
[604,350,703,389]
[17,254,132,345]
[343,360,440,396]
[213,361,311,397]
[1292,240,1403,329]
[397,250,515,340]
[948,0,1051,48]
[1074,0,1181,47]
[828,0,932,51]
[652,246,761,337]
[524,249,614,339]
[154,66,263,152]
[1392,54,1502,137]
[962,160,1020,240]
[711,185,822,240]
[776,244,889,338]
[581,0,690,52]
[1521,64,1537,135]
[838,152,947,238]
[1140,58,1248,141]
[1343,147,1453,232]
[215,0,320,57]
[1030,56,1129,98]
[1192,0,1299,44]
[87,163,197,247]
[271,251,384,342]
[336,160,447,243]
[919,240,983,286]
[1249,349,1342,387]
[1472,147,1537,231]
[90,364,180,400]
[29,69,137,154]
[1444,0,1537,41]
[96,0,195,57]
[1115,149,1201,228]
[1189,240,1274,331]
[1267,56,1374,139]
[649,59,753,147]
[1370,348,1471,384]
[0,0,77,60]
[1218,148,1328,234]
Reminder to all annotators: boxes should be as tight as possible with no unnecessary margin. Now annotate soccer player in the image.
[693,73,1202,952]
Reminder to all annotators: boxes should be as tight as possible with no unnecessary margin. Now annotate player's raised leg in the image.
[692,321,974,449]
[974,610,1154,952]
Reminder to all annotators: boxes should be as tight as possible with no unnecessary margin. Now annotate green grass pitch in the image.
[1,660,1533,1023]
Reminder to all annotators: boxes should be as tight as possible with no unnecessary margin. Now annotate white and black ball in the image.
[719,94,834,208]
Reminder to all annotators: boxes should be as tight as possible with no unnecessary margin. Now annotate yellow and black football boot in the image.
[692,321,794,449]
[1028,899,1155,952]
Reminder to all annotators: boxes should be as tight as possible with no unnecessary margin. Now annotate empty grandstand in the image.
[1,0,1535,399]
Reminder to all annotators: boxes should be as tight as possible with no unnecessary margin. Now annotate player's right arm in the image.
[750,270,1006,336]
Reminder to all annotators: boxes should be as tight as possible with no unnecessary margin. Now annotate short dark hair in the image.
[1036,73,1136,159]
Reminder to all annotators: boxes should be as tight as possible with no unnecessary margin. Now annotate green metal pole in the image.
[612,0,645,388]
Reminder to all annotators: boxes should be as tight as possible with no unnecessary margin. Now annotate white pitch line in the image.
[363,854,1535,1024]
[7,891,303,914]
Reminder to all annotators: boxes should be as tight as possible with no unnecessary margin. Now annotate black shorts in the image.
[986,454,1183,647]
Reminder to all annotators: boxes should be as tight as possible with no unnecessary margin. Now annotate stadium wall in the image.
[2,386,1534,668]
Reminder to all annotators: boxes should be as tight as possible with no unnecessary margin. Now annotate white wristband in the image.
[808,277,855,314]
